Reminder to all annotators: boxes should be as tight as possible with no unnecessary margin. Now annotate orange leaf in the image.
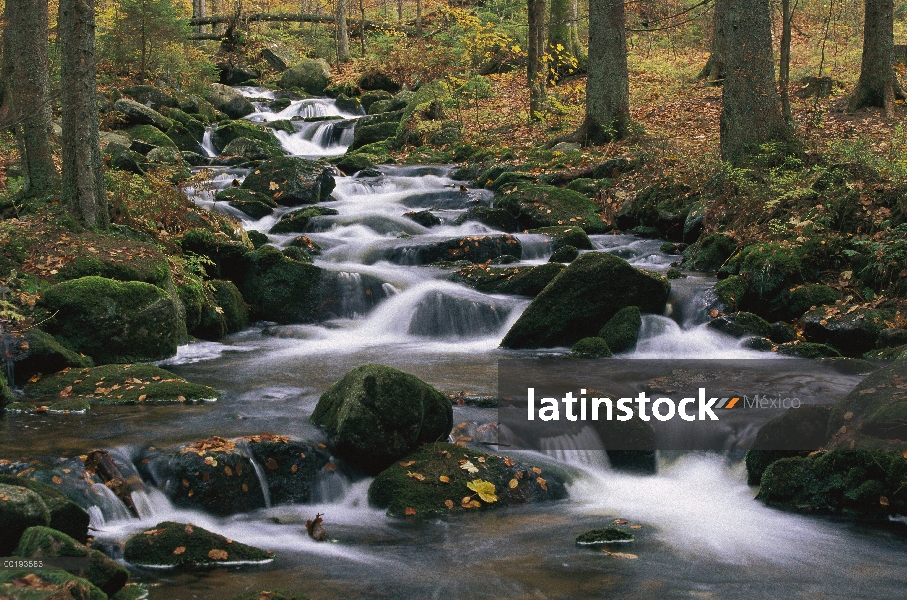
[184,524,194,534]
[537,477,547,490]
[52,476,62,485]
[508,479,518,489]
[613,518,628,525]
[444,499,454,509]
[265,458,279,470]
[399,460,416,467]
[532,467,542,475]
[880,496,890,506]
[173,546,186,555]
[405,507,417,515]
[207,549,228,560]
[439,475,450,483]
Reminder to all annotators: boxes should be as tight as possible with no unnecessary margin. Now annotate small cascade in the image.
[237,440,273,509]
[87,484,134,527]
[408,291,511,337]
[201,126,218,157]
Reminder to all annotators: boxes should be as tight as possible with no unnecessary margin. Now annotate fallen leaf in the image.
[537,477,547,491]
[184,524,194,534]
[138,394,147,402]
[407,471,426,481]
[224,466,233,476]
[629,525,643,529]
[613,518,628,525]
[291,464,298,473]
[208,549,228,560]
[0,494,8,501]
[508,478,518,489]
[532,467,542,475]
[881,496,890,506]
[460,461,479,474]
[265,458,279,470]
[503,457,514,467]
[399,460,416,467]
[445,499,454,509]
[439,475,450,483]
[466,479,498,503]
[405,507,417,516]
[603,551,638,559]
[52,476,62,485]
[173,546,186,555]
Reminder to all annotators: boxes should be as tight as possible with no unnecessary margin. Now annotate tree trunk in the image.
[416,0,422,37]
[697,0,727,83]
[780,0,792,120]
[848,0,905,115]
[397,0,403,21]
[193,0,207,34]
[719,0,790,163]
[59,0,108,230]
[359,0,366,55]
[527,0,548,120]
[549,0,585,74]
[336,0,350,62]
[580,0,629,143]
[2,0,57,199]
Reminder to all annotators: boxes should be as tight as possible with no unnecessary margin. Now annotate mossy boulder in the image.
[549,245,579,263]
[744,405,833,485]
[530,226,594,251]
[269,206,339,234]
[571,337,612,358]
[247,231,270,249]
[0,483,50,555]
[13,527,128,596]
[39,277,181,364]
[0,476,90,543]
[180,228,252,283]
[241,245,321,323]
[245,436,337,505]
[707,311,773,339]
[367,442,567,517]
[566,178,612,198]
[195,280,249,339]
[351,121,399,150]
[713,275,748,312]
[575,527,634,547]
[731,242,809,305]
[0,569,106,600]
[165,121,204,153]
[145,146,182,166]
[241,157,336,207]
[211,121,282,153]
[598,306,642,353]
[404,210,442,228]
[122,85,178,109]
[279,59,331,94]
[826,358,907,442]
[681,234,737,272]
[222,137,285,161]
[311,365,453,474]
[23,364,220,406]
[501,252,670,349]
[493,182,607,233]
[386,235,522,265]
[56,245,171,289]
[216,188,277,220]
[776,341,842,359]
[360,90,392,113]
[455,206,519,231]
[124,521,273,568]
[12,330,93,387]
[113,98,173,131]
[358,69,402,93]
[332,153,376,175]
[451,263,564,296]
[802,307,891,357]
[126,125,176,152]
[180,94,220,122]
[757,449,907,517]
[206,83,255,119]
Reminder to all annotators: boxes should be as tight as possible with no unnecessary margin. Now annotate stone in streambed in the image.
[0,483,51,555]
[311,365,453,474]
[241,157,336,207]
[598,306,642,354]
[0,569,106,600]
[575,527,635,547]
[124,521,273,568]
[0,475,90,543]
[268,206,339,234]
[451,262,564,297]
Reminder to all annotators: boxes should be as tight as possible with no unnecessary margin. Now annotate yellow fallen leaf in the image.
[613,518,628,525]
[444,499,454,509]
[508,479,518,489]
[208,549,228,560]
[173,546,186,555]
[439,475,450,483]
[399,460,416,467]
[407,471,426,481]
[466,479,498,503]
[537,477,547,491]
[532,467,542,475]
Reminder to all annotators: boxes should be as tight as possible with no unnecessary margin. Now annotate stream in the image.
[2,87,906,599]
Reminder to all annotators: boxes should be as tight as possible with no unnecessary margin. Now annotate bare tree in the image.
[848,0,905,116]
[59,0,109,229]
[336,0,350,62]
[527,0,548,119]
[697,0,727,83]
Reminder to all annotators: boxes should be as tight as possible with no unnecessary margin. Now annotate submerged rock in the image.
[575,527,635,547]
[571,337,612,358]
[368,442,567,517]
[311,364,453,474]
[501,252,669,349]
[124,521,273,568]
[13,526,129,596]
[12,329,94,386]
[241,245,322,323]
[452,262,564,297]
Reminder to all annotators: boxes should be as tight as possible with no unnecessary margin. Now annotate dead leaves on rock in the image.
[181,437,236,456]
[207,549,229,560]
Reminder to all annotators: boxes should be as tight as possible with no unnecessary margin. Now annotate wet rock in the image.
[334,93,361,114]
[771,284,839,321]
[404,210,442,228]
[317,270,389,319]
[195,280,248,338]
[826,358,907,442]
[531,226,594,251]
[211,120,282,154]
[742,336,775,351]
[332,153,376,174]
[728,242,809,306]
[216,188,277,220]
[180,228,252,283]
[127,124,176,151]
[180,94,221,123]
[222,137,284,161]
[565,177,611,197]
[351,121,399,150]
[241,245,321,324]
[269,206,339,234]
[121,84,177,109]
[493,182,608,233]
[656,211,686,241]
[713,275,748,312]
[501,252,670,349]
[757,449,907,517]
[166,121,204,153]
[288,236,322,255]
[591,157,633,179]
[455,206,519,232]
[13,526,128,596]
[246,437,336,505]
[368,442,567,517]
[206,83,255,119]
[311,364,453,474]
[769,321,797,343]
[683,200,706,243]
[386,234,522,265]
[124,521,273,568]
[218,63,261,86]
[11,329,93,386]
[23,364,220,406]
[681,233,737,272]
[776,341,842,359]
[802,307,891,357]
[877,328,907,349]
[575,527,634,547]
[598,306,642,353]
[113,99,174,131]
[360,90,392,113]
[571,337,612,358]
[0,569,105,600]
[0,483,51,555]
[549,245,579,263]
[745,405,833,485]
[146,146,182,165]
[0,475,90,543]
[707,311,773,339]
[241,157,336,206]
[39,276,181,364]
[451,263,564,297]
[279,59,331,94]
[248,230,270,249]
[109,147,146,174]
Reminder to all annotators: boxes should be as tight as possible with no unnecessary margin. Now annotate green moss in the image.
[0,483,50,555]
[501,252,670,349]
[241,157,335,206]
[166,122,203,153]
[241,246,322,323]
[127,125,176,150]
[826,358,907,440]
[56,250,171,289]
[177,276,206,333]
[0,371,14,408]
[180,228,252,283]
[744,405,832,485]
[222,137,285,161]
[39,276,181,365]
[802,307,891,357]
[23,364,220,406]
[111,583,151,600]
[598,306,642,353]
[713,276,749,312]
[575,527,634,546]
[776,342,842,359]
[331,153,377,174]
[311,364,452,474]
[352,121,399,150]
[452,263,564,297]
[0,569,106,600]
[494,182,608,234]
[571,337,612,358]
[247,231,270,249]
[531,226,594,251]
[269,206,339,234]
[47,398,91,413]
[772,284,840,321]
[368,442,567,517]
[708,312,773,339]
[682,234,737,272]
[733,242,808,302]
[210,280,248,334]
[566,178,612,197]
[13,527,128,596]
[211,121,282,153]
[123,521,274,568]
